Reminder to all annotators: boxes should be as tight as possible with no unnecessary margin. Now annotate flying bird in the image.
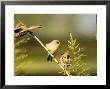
[46,40,60,62]
[14,23,42,38]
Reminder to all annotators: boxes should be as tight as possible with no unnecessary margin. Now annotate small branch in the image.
[14,17,71,76]
[30,32,71,76]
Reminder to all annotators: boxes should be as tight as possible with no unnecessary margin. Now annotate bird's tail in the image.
[47,54,53,62]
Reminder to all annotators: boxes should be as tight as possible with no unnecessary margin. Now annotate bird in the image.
[59,52,71,75]
[59,52,71,67]
[46,40,60,62]
[14,23,42,38]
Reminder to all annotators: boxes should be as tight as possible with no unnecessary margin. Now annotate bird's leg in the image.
[29,33,71,76]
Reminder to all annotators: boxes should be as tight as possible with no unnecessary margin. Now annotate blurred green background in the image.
[14,14,97,76]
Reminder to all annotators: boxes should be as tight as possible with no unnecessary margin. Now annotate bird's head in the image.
[36,25,43,28]
[52,40,60,46]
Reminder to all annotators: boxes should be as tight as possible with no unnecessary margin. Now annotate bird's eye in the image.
[37,26,42,28]
[57,41,60,44]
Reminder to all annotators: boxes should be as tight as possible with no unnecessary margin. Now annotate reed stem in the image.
[30,32,71,76]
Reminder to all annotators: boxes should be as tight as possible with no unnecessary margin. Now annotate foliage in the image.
[14,37,30,75]
[67,33,90,76]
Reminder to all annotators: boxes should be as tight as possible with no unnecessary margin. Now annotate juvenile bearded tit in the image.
[59,52,71,75]
[46,40,60,62]
[14,23,42,38]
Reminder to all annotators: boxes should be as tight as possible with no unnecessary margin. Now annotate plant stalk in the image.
[30,32,71,76]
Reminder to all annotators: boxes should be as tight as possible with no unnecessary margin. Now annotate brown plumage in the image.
[59,52,71,75]
[14,23,42,38]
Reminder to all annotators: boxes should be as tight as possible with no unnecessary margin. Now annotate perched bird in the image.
[46,40,60,62]
[59,52,71,75]
[14,23,42,38]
